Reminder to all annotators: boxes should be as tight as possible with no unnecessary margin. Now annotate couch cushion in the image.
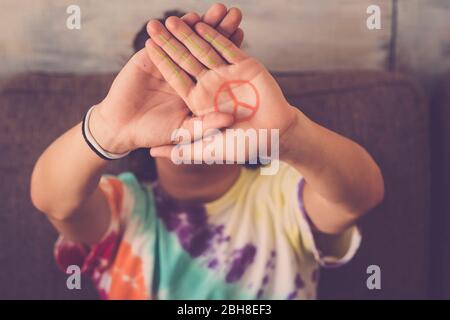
[0,71,430,299]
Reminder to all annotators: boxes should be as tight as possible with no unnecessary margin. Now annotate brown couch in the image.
[0,71,431,299]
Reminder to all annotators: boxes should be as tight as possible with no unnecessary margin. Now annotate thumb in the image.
[150,112,235,158]
[129,48,164,80]
[178,112,235,142]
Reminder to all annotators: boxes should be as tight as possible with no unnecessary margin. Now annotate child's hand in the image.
[145,18,298,160]
[89,4,244,154]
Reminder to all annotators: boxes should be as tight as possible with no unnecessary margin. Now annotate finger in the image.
[150,145,173,158]
[178,112,234,142]
[181,12,201,27]
[130,48,163,79]
[194,22,248,64]
[202,3,228,27]
[230,28,244,47]
[147,20,207,78]
[165,16,227,69]
[200,5,243,46]
[148,113,233,155]
[216,7,242,38]
[150,136,219,161]
[151,129,258,164]
[145,38,193,98]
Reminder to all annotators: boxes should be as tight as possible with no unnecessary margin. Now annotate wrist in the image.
[89,102,132,154]
[279,107,315,164]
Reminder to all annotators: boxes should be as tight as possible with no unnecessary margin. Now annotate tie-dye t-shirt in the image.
[54,161,361,300]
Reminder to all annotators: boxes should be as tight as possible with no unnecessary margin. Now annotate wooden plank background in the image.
[0,0,448,91]
[0,0,391,74]
[396,0,450,90]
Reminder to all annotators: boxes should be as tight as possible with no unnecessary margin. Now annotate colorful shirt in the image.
[54,161,361,299]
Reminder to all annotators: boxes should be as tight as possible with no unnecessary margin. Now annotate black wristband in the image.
[81,106,130,161]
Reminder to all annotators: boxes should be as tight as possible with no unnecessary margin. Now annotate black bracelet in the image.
[81,106,130,161]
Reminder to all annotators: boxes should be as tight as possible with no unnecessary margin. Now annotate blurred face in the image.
[153,155,241,203]
[155,157,239,176]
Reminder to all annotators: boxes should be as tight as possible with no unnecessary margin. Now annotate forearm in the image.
[31,122,108,219]
[281,108,384,220]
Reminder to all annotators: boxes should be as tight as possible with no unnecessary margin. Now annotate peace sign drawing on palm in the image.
[214,80,260,122]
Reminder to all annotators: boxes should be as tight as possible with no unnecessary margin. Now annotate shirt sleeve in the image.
[277,162,362,268]
[53,172,141,277]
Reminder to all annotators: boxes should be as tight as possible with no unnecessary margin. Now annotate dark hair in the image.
[127,11,261,181]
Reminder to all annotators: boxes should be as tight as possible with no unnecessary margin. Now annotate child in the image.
[30,3,384,300]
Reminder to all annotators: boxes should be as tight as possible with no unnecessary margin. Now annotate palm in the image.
[187,57,294,133]
[102,50,190,149]
[145,19,297,160]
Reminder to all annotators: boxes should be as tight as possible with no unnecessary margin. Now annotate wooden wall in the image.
[0,0,448,91]
[396,0,450,90]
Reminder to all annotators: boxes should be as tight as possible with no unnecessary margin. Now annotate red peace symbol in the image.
[213,80,260,122]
